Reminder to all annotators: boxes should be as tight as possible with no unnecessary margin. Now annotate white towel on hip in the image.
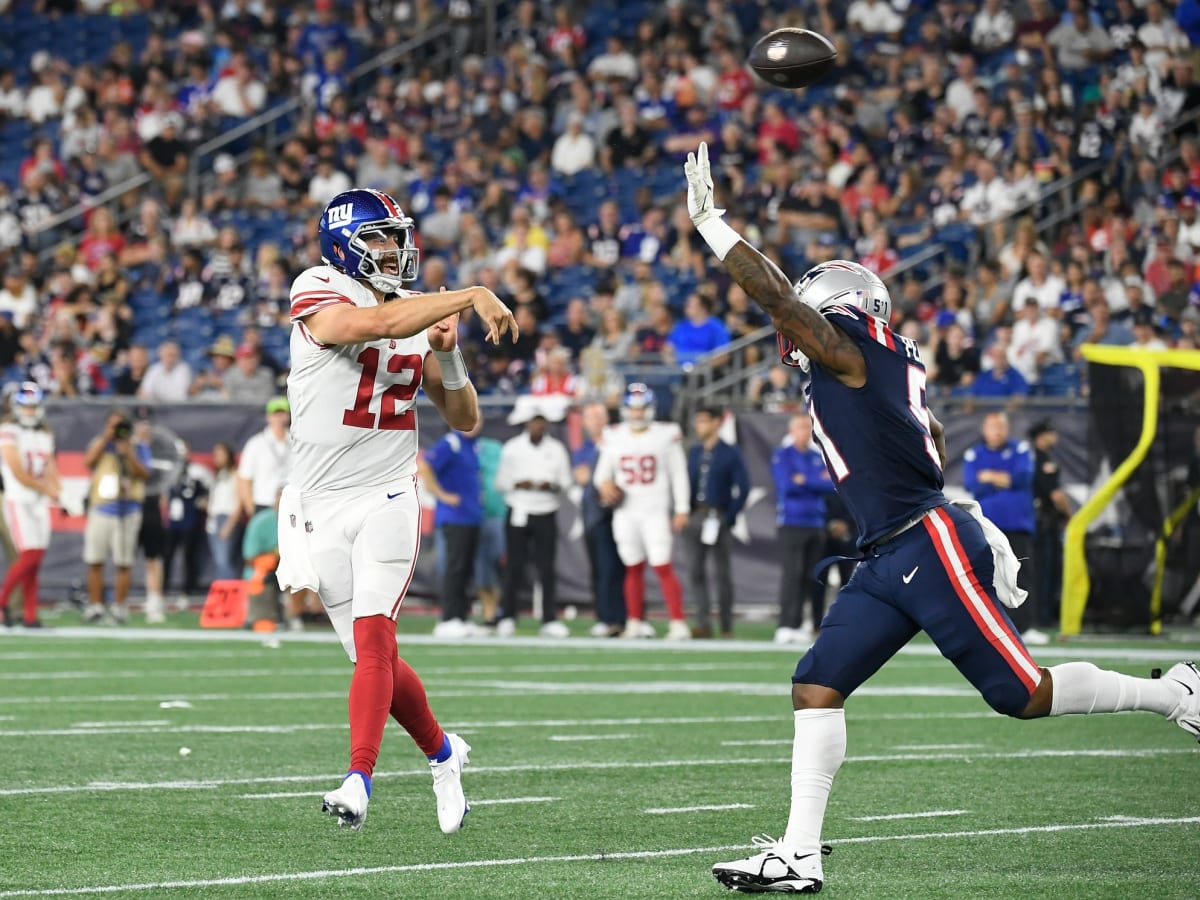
[275,485,320,593]
[949,499,1028,609]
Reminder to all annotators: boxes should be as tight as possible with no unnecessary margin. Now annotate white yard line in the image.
[644,803,755,814]
[1,815,1197,897]
[721,739,791,747]
[849,810,969,821]
[70,720,171,729]
[892,743,986,750]
[3,626,1197,662]
[547,734,634,742]
[0,747,1192,797]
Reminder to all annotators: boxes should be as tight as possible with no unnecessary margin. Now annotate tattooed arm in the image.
[722,241,867,386]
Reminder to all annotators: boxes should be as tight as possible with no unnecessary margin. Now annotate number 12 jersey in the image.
[287,265,430,493]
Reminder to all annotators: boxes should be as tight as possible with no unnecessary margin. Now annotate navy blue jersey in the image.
[805,305,945,548]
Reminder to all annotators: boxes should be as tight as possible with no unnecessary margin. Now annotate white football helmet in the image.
[11,382,44,428]
[622,383,656,430]
[780,260,893,372]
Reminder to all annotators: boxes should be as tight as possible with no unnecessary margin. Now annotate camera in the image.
[112,417,132,440]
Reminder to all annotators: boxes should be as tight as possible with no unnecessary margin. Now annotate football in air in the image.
[747,27,838,89]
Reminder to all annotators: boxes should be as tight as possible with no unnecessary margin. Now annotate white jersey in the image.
[287,265,430,493]
[0,421,53,506]
[593,421,690,515]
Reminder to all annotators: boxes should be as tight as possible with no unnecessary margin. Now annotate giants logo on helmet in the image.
[326,203,354,230]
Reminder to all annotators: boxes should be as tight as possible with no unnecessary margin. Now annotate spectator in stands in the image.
[420,423,484,638]
[111,345,150,397]
[420,186,463,254]
[603,97,655,171]
[933,322,981,393]
[222,344,275,404]
[211,51,267,118]
[748,364,801,414]
[964,411,1046,644]
[1009,298,1064,384]
[634,302,675,358]
[771,412,835,644]
[0,266,36,329]
[668,294,732,367]
[1131,308,1170,349]
[686,405,749,638]
[972,341,1030,399]
[1158,257,1193,326]
[139,113,187,193]
[557,298,595,360]
[591,308,634,364]
[1013,251,1066,310]
[529,347,578,398]
[137,340,193,402]
[550,111,596,177]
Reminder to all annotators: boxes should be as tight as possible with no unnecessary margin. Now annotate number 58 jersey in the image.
[593,421,690,515]
[287,265,430,493]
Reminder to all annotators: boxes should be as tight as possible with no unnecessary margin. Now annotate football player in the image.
[275,188,517,832]
[684,142,1200,893]
[0,383,59,628]
[593,384,691,640]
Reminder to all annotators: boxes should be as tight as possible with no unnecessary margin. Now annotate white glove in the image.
[684,141,726,227]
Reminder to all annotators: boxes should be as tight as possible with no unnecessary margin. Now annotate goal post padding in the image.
[1062,346,1200,636]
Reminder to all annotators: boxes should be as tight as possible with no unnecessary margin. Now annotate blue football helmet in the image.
[317,188,419,294]
[779,259,892,371]
[11,381,43,427]
[622,383,656,429]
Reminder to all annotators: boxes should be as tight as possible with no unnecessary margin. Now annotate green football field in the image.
[0,614,1198,899]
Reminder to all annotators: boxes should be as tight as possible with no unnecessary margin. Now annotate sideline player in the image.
[275,188,517,832]
[0,383,59,628]
[593,383,691,640]
[683,143,1200,893]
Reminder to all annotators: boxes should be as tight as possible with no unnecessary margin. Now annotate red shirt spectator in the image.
[79,208,126,271]
[714,50,754,111]
[757,101,800,160]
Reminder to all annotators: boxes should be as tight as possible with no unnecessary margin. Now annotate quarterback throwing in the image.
[276,188,516,832]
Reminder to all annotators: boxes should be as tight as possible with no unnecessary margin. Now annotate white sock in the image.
[1048,662,1182,718]
[782,708,846,853]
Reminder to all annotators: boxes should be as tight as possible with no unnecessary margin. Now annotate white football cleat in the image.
[144,597,166,625]
[109,604,129,625]
[433,618,469,638]
[712,835,830,894]
[588,622,612,637]
[81,604,107,624]
[1160,661,1200,741]
[322,772,369,831]
[773,627,796,644]
[666,619,692,641]
[1021,627,1051,646]
[539,620,570,638]
[495,617,516,638]
[622,618,655,639]
[430,733,471,833]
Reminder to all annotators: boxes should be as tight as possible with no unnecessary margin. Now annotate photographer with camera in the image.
[80,410,150,624]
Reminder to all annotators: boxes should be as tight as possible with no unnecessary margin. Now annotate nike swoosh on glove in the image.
[684,141,726,227]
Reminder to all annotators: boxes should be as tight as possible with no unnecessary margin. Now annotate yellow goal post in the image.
[1061,344,1200,636]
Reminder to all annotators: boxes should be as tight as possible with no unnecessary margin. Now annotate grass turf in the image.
[0,615,1197,898]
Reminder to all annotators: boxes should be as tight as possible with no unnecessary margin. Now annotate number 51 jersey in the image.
[287,265,430,493]
[803,305,945,549]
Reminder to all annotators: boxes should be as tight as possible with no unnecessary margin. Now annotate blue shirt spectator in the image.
[963,412,1036,535]
[669,294,732,366]
[971,347,1030,398]
[572,438,610,531]
[771,416,834,528]
[422,431,483,527]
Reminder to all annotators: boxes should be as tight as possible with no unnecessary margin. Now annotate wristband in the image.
[697,216,743,261]
[432,347,470,390]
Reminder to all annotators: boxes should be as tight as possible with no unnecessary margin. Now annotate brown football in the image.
[747,27,838,90]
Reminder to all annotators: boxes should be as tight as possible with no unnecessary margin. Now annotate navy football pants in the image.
[793,503,1042,717]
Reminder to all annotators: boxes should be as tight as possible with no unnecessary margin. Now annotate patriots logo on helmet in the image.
[317,189,420,294]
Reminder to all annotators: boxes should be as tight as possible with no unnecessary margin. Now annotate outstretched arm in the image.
[723,242,865,384]
[684,142,864,385]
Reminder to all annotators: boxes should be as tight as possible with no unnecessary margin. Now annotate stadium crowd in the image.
[0,0,1199,414]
